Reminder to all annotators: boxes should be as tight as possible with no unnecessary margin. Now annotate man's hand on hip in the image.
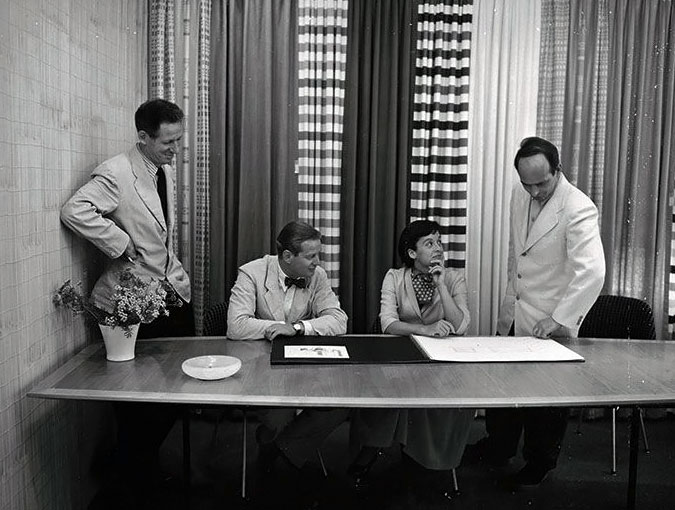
[122,239,138,263]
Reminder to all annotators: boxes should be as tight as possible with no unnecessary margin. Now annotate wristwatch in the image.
[292,322,304,335]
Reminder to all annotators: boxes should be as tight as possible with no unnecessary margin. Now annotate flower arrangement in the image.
[54,268,181,337]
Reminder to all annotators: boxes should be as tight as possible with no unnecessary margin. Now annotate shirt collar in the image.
[136,143,161,178]
[277,259,291,290]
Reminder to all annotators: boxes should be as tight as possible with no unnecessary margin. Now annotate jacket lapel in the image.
[129,147,167,232]
[264,257,286,321]
[512,185,530,254]
[523,174,569,252]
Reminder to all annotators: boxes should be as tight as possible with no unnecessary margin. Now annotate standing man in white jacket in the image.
[60,99,193,508]
[465,137,605,487]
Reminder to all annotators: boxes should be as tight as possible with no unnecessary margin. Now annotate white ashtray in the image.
[181,355,241,380]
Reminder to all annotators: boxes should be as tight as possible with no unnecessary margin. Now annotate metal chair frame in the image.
[577,295,656,474]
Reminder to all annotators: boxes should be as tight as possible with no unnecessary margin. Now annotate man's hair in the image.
[398,220,442,268]
[135,99,184,137]
[276,221,321,256]
[513,136,561,175]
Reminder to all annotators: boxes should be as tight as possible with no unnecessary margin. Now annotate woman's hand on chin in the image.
[428,261,444,285]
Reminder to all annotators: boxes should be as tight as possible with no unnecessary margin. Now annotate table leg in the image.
[242,410,247,499]
[183,411,191,508]
[627,406,639,510]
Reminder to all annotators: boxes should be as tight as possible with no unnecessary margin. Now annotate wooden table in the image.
[29,335,675,509]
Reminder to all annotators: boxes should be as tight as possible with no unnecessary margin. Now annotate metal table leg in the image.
[627,406,639,510]
[182,411,192,508]
[242,410,247,499]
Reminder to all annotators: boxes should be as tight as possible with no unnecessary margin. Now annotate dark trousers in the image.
[111,300,194,501]
[484,321,568,469]
[257,407,350,467]
[485,407,568,470]
[112,402,179,487]
[138,299,195,339]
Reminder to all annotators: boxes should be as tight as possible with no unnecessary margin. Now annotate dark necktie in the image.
[411,272,435,306]
[156,167,168,222]
[285,276,307,289]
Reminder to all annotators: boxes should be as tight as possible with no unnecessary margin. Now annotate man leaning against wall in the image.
[60,98,194,507]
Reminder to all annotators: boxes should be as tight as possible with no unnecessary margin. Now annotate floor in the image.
[95,409,675,509]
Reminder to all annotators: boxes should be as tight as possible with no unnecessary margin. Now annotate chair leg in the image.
[452,468,459,493]
[638,408,650,454]
[611,407,617,475]
[317,449,328,477]
[241,410,247,499]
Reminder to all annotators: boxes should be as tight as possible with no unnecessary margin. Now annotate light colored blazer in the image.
[60,145,190,311]
[379,266,470,335]
[227,255,348,340]
[496,173,605,337]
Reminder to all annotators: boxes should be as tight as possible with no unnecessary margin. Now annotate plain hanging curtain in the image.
[465,0,541,335]
[209,0,298,305]
[339,0,414,333]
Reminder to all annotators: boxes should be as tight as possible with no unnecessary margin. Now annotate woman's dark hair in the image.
[135,99,184,137]
[276,221,321,256]
[398,220,442,268]
[513,136,561,174]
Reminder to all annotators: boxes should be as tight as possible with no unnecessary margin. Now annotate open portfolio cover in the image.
[270,335,584,365]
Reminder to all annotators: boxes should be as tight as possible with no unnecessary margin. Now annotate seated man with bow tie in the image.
[227,220,348,477]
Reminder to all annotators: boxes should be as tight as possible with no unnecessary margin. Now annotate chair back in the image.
[203,302,228,336]
[578,295,656,340]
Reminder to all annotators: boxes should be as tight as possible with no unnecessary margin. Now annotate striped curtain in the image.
[536,0,568,152]
[148,0,180,270]
[149,0,177,101]
[148,0,211,333]
[409,0,473,268]
[191,0,211,334]
[297,0,349,291]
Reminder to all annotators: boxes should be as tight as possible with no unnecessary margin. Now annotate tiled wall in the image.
[0,1,146,508]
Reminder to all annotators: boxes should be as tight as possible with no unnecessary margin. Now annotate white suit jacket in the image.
[496,174,605,338]
[227,255,348,340]
[60,145,190,311]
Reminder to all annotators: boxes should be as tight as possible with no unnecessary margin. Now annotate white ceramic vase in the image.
[99,323,140,362]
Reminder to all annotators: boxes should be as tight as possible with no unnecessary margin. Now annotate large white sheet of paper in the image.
[410,335,584,362]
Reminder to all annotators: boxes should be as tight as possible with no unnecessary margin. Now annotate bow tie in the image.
[285,276,307,289]
[411,272,435,305]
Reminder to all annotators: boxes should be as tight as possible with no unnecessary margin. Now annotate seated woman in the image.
[349,220,474,504]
